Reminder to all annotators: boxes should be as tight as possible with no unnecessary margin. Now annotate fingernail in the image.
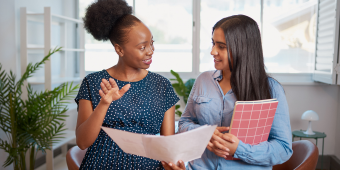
[179,160,182,163]
[226,153,229,155]
[169,163,172,166]
[232,140,236,143]
[226,148,230,152]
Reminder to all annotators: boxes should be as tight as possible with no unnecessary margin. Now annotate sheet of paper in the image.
[101,127,148,157]
[142,125,217,163]
[101,125,217,163]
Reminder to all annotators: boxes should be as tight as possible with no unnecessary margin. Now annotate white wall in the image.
[0,0,17,169]
[283,84,340,156]
[0,0,16,75]
[335,88,340,159]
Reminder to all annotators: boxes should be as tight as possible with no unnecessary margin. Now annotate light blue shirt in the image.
[178,70,293,170]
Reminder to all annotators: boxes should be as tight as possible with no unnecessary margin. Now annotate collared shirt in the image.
[178,70,293,170]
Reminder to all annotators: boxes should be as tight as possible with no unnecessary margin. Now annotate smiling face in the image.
[117,22,154,70]
[211,27,232,72]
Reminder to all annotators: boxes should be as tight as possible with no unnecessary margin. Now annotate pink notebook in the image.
[226,99,278,160]
[230,99,278,145]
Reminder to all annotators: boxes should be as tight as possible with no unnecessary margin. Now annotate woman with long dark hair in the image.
[75,0,179,169]
[162,15,292,170]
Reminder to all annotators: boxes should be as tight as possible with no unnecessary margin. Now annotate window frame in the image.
[80,0,332,85]
[171,0,318,84]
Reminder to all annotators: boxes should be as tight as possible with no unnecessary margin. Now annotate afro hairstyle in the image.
[83,0,139,44]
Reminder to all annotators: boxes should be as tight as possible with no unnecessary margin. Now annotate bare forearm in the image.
[160,105,175,136]
[76,101,110,149]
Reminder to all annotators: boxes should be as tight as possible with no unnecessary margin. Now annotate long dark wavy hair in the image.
[213,15,272,101]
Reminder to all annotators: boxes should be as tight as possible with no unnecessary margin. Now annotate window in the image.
[200,0,261,72]
[135,0,193,72]
[262,0,316,73]
[79,0,340,84]
[78,0,133,74]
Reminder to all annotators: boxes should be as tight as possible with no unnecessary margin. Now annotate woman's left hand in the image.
[221,133,240,156]
[207,133,240,157]
[162,160,185,170]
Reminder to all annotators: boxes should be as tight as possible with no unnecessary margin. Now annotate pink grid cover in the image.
[230,100,278,145]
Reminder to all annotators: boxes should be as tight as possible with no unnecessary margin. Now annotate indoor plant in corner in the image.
[170,70,195,117]
[0,47,79,170]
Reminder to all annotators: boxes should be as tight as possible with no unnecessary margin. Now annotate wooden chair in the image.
[273,140,319,170]
[66,146,87,170]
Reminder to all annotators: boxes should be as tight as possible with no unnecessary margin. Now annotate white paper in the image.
[101,125,217,163]
[101,127,148,157]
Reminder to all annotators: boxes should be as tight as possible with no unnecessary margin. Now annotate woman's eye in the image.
[151,40,154,45]
[141,46,145,50]
[219,45,226,49]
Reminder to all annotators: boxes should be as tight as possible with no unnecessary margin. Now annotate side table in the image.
[292,130,326,170]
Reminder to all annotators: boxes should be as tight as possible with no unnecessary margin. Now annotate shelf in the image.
[27,77,82,84]
[27,44,44,50]
[52,14,83,24]
[22,7,85,170]
[27,44,85,52]
[27,12,83,24]
[60,48,85,52]
[52,130,75,149]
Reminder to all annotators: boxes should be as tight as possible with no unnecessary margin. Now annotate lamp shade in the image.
[301,110,319,121]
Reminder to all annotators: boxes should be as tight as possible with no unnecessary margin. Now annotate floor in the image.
[35,155,68,170]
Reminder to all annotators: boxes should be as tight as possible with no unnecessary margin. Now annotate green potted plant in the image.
[170,70,195,117]
[0,47,79,170]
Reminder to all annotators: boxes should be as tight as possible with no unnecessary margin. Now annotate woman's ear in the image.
[114,44,124,57]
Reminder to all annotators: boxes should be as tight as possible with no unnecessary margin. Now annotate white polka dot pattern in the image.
[74,70,180,170]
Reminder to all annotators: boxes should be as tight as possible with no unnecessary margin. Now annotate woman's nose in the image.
[147,45,154,56]
[211,46,218,56]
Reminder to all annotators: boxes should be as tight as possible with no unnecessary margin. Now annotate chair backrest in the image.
[66,146,87,170]
[273,140,319,170]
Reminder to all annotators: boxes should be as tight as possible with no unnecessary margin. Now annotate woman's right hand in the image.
[162,160,185,170]
[99,78,130,104]
[207,126,235,158]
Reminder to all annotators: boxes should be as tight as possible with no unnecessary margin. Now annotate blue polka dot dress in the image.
[74,70,180,170]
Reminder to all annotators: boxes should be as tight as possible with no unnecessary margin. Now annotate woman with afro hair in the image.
[74,0,180,169]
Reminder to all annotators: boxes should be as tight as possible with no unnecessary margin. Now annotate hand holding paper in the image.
[101,125,217,163]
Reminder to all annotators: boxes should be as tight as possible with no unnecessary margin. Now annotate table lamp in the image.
[301,110,319,135]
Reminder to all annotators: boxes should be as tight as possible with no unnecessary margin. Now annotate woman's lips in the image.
[214,58,221,63]
[143,58,152,65]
